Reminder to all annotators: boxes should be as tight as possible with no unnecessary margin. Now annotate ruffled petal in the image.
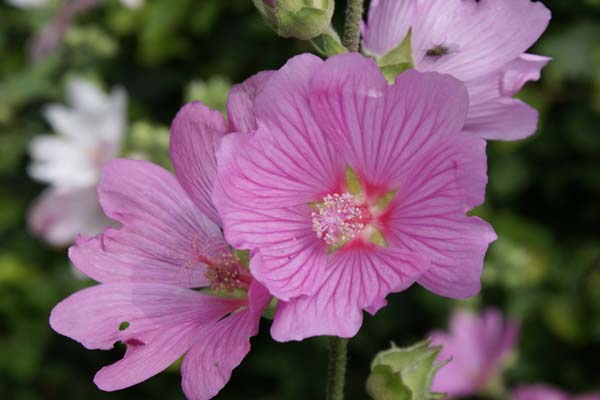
[411,0,551,81]
[28,186,111,246]
[362,0,415,56]
[181,281,270,400]
[385,130,495,298]
[170,102,229,226]
[389,211,495,299]
[500,54,551,97]
[227,71,274,133]
[49,283,244,391]
[465,98,539,141]
[70,158,223,287]
[463,53,549,140]
[270,246,428,341]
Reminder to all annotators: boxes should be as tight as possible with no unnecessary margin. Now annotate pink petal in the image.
[389,210,495,298]
[411,0,551,81]
[384,125,495,298]
[463,53,550,140]
[270,246,428,341]
[512,385,569,400]
[181,281,270,400]
[500,54,551,97]
[70,158,223,287]
[465,98,539,141]
[362,0,415,56]
[170,102,228,225]
[217,54,344,209]
[28,186,111,247]
[575,395,600,400]
[227,70,275,133]
[311,65,470,190]
[431,308,519,397]
[214,55,353,301]
[214,132,330,300]
[50,283,244,391]
[429,330,479,398]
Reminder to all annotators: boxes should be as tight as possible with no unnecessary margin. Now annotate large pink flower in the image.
[513,384,600,400]
[363,0,551,141]
[429,308,519,398]
[50,72,274,400]
[214,52,496,341]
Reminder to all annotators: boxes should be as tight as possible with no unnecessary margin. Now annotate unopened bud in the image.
[366,340,447,400]
[253,0,334,40]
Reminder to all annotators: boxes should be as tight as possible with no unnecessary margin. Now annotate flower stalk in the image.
[342,0,364,51]
[326,337,349,400]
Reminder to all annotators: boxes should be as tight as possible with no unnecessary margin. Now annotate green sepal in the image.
[373,31,414,83]
[310,27,347,57]
[367,339,448,400]
[380,63,413,83]
[366,364,412,400]
[378,31,413,67]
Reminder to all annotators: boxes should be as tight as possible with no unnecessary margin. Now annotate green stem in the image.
[342,0,364,52]
[326,337,349,400]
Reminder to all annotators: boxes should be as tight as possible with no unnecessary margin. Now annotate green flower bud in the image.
[366,340,447,400]
[253,0,335,40]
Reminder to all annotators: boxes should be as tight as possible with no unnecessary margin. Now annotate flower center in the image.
[311,193,366,246]
[203,252,252,292]
[191,235,252,292]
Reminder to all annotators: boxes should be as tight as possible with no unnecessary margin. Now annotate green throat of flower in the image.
[311,166,396,252]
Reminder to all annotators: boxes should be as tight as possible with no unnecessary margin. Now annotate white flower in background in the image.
[6,0,143,9]
[6,0,47,8]
[120,0,143,9]
[28,78,127,246]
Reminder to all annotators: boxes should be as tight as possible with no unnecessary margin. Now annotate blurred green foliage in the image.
[0,0,599,399]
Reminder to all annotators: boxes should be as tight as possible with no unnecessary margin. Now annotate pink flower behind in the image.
[214,52,496,341]
[430,308,519,398]
[363,0,552,141]
[50,72,274,400]
[513,385,600,400]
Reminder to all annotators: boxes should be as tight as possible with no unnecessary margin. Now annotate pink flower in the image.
[214,52,496,341]
[430,308,519,398]
[513,385,600,400]
[363,0,552,141]
[50,72,274,399]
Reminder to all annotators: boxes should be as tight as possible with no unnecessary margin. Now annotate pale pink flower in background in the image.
[363,0,552,141]
[51,71,274,399]
[6,0,143,9]
[28,78,126,246]
[513,384,600,400]
[214,52,496,341]
[430,308,519,398]
[5,0,46,8]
